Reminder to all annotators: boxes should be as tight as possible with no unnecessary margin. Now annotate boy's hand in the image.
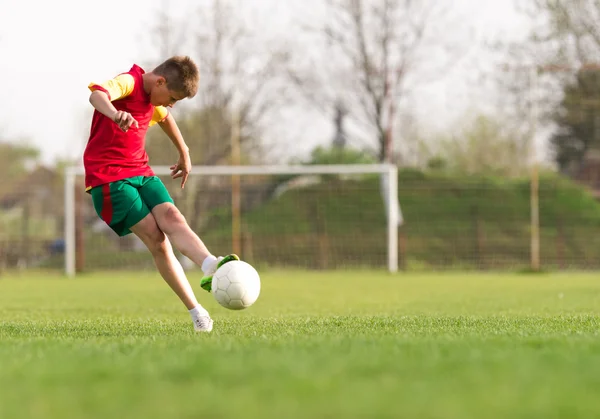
[113,111,139,132]
[171,152,192,189]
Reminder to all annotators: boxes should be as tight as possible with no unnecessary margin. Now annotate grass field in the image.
[1,270,600,419]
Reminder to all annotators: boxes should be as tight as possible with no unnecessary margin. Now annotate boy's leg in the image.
[129,212,213,332]
[130,213,199,311]
[138,177,238,289]
[150,202,211,266]
[90,178,212,332]
[136,176,212,266]
[151,202,239,290]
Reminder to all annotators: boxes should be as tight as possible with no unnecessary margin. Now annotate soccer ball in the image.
[212,260,261,310]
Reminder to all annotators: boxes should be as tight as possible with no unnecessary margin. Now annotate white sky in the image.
[0,0,530,165]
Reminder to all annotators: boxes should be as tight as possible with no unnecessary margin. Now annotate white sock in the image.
[189,305,209,318]
[201,255,218,274]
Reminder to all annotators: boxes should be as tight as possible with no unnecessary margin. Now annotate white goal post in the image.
[64,164,399,276]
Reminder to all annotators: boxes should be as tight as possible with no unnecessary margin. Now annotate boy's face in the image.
[150,77,186,107]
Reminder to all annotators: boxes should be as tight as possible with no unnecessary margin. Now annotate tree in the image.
[528,1,600,173]
[0,140,39,196]
[146,105,256,167]
[0,139,41,269]
[496,0,600,172]
[143,0,292,233]
[306,145,377,165]
[332,101,348,150]
[435,114,530,177]
[289,0,468,162]
[528,0,600,64]
[144,0,292,167]
[551,69,600,174]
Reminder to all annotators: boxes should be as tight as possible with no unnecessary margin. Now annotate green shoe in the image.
[200,254,240,292]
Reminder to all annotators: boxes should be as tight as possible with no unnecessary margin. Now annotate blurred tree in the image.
[528,0,600,64]
[332,100,348,150]
[436,114,530,177]
[530,1,600,175]
[144,0,291,167]
[143,0,292,234]
[146,105,256,167]
[0,140,39,195]
[551,69,600,175]
[288,0,468,162]
[0,139,40,267]
[495,0,600,174]
[306,145,377,165]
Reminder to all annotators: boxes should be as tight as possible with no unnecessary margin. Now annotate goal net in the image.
[64,164,399,276]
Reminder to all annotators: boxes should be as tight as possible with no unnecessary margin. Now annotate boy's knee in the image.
[145,230,170,255]
[157,204,188,234]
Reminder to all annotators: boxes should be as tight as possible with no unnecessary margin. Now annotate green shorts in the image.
[90,176,174,236]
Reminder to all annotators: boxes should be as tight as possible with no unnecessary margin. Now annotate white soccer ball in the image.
[212,260,261,310]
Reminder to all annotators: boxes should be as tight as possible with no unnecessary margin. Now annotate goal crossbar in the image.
[64,164,399,276]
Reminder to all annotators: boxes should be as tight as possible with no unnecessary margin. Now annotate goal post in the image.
[64,164,399,276]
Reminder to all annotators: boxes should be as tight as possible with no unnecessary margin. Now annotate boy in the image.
[83,56,238,332]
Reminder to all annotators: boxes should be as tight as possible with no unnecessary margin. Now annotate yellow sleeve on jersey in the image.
[88,74,135,101]
[150,106,169,126]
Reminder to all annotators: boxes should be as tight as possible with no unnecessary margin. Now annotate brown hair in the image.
[153,56,200,98]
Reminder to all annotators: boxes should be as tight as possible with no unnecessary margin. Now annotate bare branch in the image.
[288,0,467,161]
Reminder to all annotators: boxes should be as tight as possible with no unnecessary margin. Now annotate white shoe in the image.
[193,316,213,332]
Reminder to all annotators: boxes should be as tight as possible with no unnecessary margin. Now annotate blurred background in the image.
[2,0,600,273]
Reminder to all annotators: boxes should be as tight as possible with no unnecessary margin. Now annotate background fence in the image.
[2,166,600,274]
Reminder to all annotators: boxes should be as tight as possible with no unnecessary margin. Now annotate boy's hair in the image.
[153,56,200,98]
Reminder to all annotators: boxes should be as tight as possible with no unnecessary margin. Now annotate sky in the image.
[0,0,531,165]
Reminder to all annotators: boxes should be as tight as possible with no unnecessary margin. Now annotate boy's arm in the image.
[158,113,192,188]
[89,90,138,132]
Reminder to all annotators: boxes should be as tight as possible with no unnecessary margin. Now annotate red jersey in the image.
[83,65,168,189]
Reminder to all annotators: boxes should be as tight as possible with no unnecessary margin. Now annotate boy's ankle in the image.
[189,305,209,318]
[201,255,218,274]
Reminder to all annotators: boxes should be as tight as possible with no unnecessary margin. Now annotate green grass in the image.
[1,270,600,419]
